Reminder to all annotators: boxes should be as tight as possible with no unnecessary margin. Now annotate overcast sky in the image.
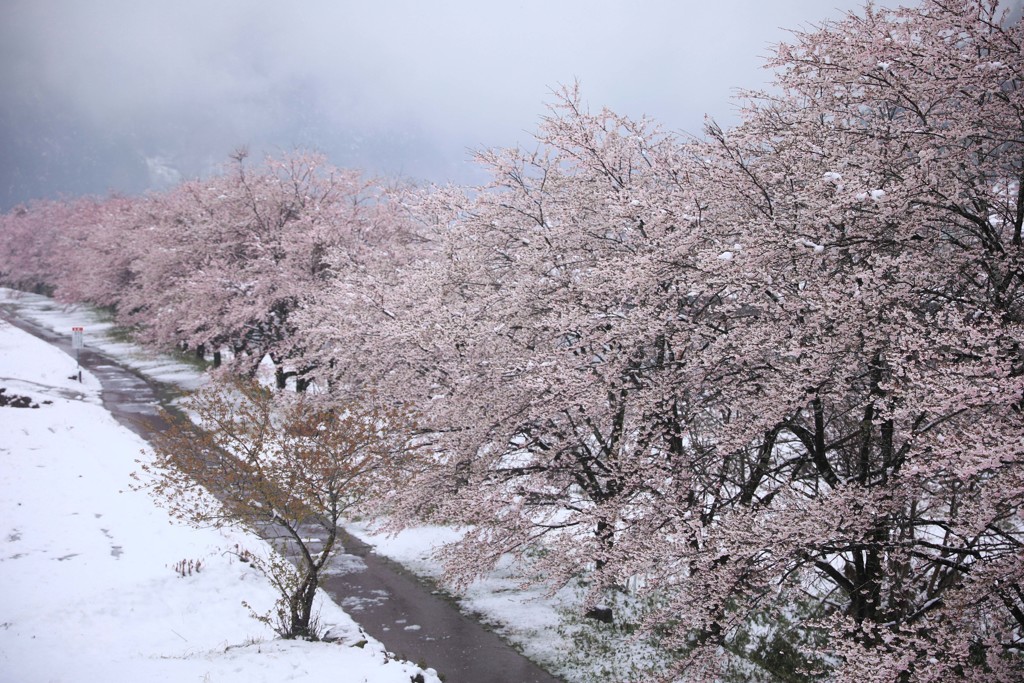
[0,0,932,208]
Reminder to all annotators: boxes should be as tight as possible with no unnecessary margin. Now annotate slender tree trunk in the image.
[291,570,319,639]
[585,517,617,623]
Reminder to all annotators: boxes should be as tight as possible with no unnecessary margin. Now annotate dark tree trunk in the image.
[288,570,319,639]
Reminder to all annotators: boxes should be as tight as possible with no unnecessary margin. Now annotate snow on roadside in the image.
[345,521,576,674]
[0,288,205,390]
[0,319,438,683]
[0,288,596,680]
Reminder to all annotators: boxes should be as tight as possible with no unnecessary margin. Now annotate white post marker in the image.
[71,326,84,382]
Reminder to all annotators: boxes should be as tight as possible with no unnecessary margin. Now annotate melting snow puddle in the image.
[341,589,389,613]
[326,553,369,576]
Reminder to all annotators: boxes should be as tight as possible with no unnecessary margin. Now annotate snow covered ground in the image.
[345,522,667,681]
[0,289,206,392]
[0,289,654,682]
[0,310,439,682]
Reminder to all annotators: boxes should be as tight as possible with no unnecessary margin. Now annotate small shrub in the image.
[172,557,203,577]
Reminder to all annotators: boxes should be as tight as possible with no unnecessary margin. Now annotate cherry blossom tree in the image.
[0,197,79,295]
[606,2,1024,679]
[6,150,413,389]
[110,151,397,386]
[54,194,156,309]
[318,87,719,623]
[343,3,1024,681]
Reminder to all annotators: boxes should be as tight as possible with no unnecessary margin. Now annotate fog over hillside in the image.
[3,0,1012,208]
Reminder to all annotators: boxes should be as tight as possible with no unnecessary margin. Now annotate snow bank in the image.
[0,320,437,682]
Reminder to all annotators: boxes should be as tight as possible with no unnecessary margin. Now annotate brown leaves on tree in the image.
[138,376,420,639]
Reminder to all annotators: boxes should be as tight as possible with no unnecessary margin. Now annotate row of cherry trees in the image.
[2,1,1022,680]
[0,149,417,386]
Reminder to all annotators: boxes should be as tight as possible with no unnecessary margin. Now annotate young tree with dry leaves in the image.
[138,377,419,639]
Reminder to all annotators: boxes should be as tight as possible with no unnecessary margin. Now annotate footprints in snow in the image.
[3,520,123,561]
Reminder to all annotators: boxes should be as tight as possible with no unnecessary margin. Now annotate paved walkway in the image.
[0,307,563,683]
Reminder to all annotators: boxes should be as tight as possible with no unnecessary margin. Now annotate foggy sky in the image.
[0,0,938,208]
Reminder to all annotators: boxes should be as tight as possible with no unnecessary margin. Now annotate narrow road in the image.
[0,307,562,683]
[0,308,176,437]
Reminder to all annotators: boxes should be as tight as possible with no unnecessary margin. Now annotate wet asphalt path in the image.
[323,530,560,682]
[0,307,562,683]
[0,308,175,436]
